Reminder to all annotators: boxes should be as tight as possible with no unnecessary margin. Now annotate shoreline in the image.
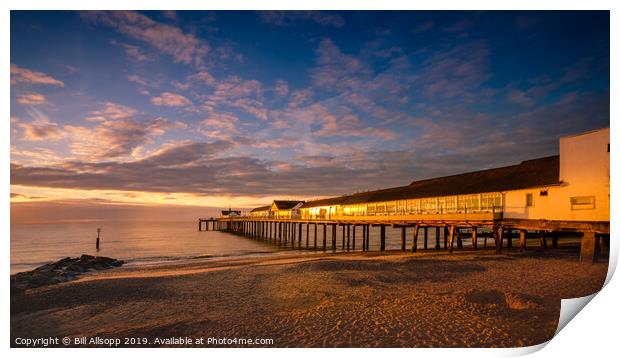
[11,248,608,348]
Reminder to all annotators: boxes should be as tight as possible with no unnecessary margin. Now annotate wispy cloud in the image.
[200,112,239,140]
[11,64,64,87]
[505,88,536,107]
[111,39,154,62]
[85,102,138,122]
[82,11,209,66]
[151,92,192,107]
[65,116,187,160]
[417,41,491,100]
[259,11,345,28]
[275,80,289,97]
[14,114,63,142]
[17,93,47,105]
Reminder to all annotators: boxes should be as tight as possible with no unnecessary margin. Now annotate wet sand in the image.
[10,248,608,347]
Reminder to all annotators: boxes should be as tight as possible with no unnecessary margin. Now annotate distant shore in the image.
[11,248,608,348]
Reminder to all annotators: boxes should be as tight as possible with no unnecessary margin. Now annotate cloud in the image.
[170,70,215,92]
[11,64,64,87]
[506,88,536,107]
[275,80,289,96]
[210,76,262,100]
[15,116,63,141]
[151,92,192,107]
[232,98,268,121]
[417,41,491,100]
[111,39,153,61]
[188,70,215,85]
[287,103,395,140]
[65,116,187,159]
[288,89,314,108]
[127,74,148,86]
[85,102,137,122]
[161,10,177,21]
[82,11,209,66]
[310,38,369,92]
[259,11,345,28]
[203,76,266,119]
[9,89,609,199]
[11,192,46,200]
[17,93,47,105]
[200,112,239,140]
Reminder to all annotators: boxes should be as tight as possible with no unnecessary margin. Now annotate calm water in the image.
[11,220,461,274]
[10,221,281,274]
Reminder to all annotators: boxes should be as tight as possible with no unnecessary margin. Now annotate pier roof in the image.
[250,205,271,213]
[300,155,560,208]
[272,200,304,210]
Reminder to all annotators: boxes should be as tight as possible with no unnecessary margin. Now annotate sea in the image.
[10,220,447,274]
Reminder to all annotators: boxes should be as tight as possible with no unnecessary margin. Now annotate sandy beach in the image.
[11,247,608,348]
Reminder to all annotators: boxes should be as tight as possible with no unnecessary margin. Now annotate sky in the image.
[10,10,610,219]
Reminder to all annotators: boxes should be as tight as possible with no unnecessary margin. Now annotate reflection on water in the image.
[11,221,279,274]
[11,220,472,274]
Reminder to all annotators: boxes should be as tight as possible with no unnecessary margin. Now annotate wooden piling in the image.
[456,228,463,249]
[362,225,367,251]
[401,227,406,251]
[448,225,456,253]
[345,225,350,250]
[472,227,478,250]
[580,232,599,263]
[496,226,504,254]
[539,231,547,249]
[520,229,527,251]
[278,222,282,242]
[412,224,420,252]
[423,226,428,250]
[314,223,317,249]
[352,225,356,250]
[380,225,386,251]
[506,229,512,249]
[322,224,327,250]
[360,225,364,251]
[435,227,441,250]
[552,232,559,248]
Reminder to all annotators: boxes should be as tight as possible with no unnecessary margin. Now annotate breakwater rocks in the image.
[11,255,123,295]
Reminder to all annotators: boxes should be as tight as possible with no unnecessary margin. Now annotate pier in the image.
[200,215,609,262]
[198,217,220,231]
[199,128,610,263]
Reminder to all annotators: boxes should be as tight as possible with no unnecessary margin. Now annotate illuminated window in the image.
[458,194,479,211]
[481,193,502,210]
[420,198,436,212]
[571,196,595,210]
[526,193,534,207]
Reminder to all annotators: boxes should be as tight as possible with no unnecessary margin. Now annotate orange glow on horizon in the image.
[10,184,311,209]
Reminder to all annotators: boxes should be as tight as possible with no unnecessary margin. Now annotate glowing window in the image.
[571,196,595,210]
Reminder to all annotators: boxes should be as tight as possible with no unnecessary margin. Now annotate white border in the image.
[3,1,617,357]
